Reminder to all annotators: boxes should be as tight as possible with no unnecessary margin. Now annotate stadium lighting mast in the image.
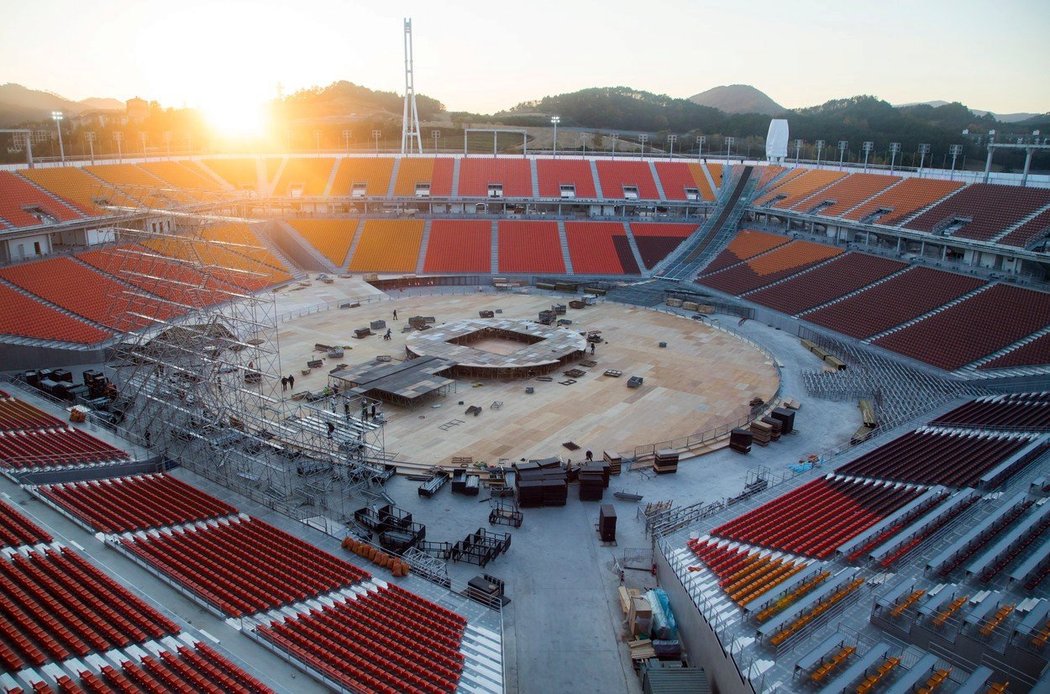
[51,112,65,163]
[949,144,963,180]
[550,116,560,157]
[610,132,618,156]
[917,143,930,177]
[114,132,124,163]
[861,141,874,171]
[815,139,825,166]
[432,129,440,152]
[85,131,96,165]
[372,129,382,155]
[837,140,848,169]
[888,142,901,173]
[725,136,734,159]
[639,133,648,157]
[794,138,803,164]
[696,135,705,160]
[667,134,677,158]
[400,18,423,154]
[140,132,148,159]
[343,129,351,153]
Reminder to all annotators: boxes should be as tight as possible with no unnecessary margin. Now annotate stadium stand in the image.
[0,427,130,471]
[0,546,180,670]
[284,219,358,266]
[119,515,370,617]
[347,219,424,273]
[834,429,1031,488]
[754,169,846,208]
[711,476,925,559]
[0,256,182,331]
[18,167,122,215]
[803,266,985,339]
[746,252,908,314]
[629,222,697,269]
[0,171,82,228]
[497,221,565,274]
[139,160,227,192]
[458,158,533,198]
[595,160,660,200]
[38,473,238,533]
[707,162,724,187]
[754,165,791,192]
[872,283,1050,371]
[85,164,192,206]
[86,641,273,694]
[903,183,1050,242]
[796,173,900,217]
[686,538,808,607]
[997,207,1050,249]
[255,583,466,694]
[843,177,964,226]
[979,333,1050,370]
[270,157,336,197]
[930,393,1050,430]
[697,240,843,296]
[0,498,51,549]
[535,158,598,198]
[0,393,64,431]
[564,222,640,275]
[654,161,715,201]
[393,157,454,197]
[198,158,259,191]
[142,236,286,292]
[330,157,396,197]
[423,220,492,273]
[701,229,791,274]
[0,282,112,345]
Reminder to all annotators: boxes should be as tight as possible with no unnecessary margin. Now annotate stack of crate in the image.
[653,449,679,474]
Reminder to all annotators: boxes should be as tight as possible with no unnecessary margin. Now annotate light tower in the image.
[400,18,422,154]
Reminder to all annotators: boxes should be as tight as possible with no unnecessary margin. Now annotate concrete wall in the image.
[0,343,106,372]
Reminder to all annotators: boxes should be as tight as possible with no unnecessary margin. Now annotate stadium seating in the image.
[697,240,843,296]
[143,228,291,293]
[931,393,1050,430]
[796,173,899,217]
[110,642,273,694]
[843,177,963,226]
[270,157,337,197]
[458,158,533,197]
[872,283,1050,371]
[0,171,82,228]
[423,220,492,273]
[997,208,1050,249]
[120,516,370,617]
[629,223,697,269]
[140,161,227,192]
[39,473,237,533]
[0,498,51,549]
[198,158,259,191]
[0,256,182,331]
[497,221,564,273]
[712,476,924,559]
[686,538,806,607]
[706,162,723,187]
[0,282,112,345]
[329,157,396,197]
[835,429,1031,487]
[0,427,130,470]
[0,395,64,432]
[803,266,985,340]
[701,229,791,274]
[85,164,191,206]
[347,219,424,273]
[654,162,715,201]
[536,158,598,198]
[754,165,793,192]
[979,333,1050,370]
[904,183,1050,242]
[256,583,466,694]
[746,252,907,314]
[595,161,660,200]
[0,546,180,671]
[754,169,846,208]
[393,157,454,197]
[19,167,125,215]
[284,219,358,266]
[565,222,640,275]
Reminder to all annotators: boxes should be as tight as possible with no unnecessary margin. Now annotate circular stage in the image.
[404,318,588,378]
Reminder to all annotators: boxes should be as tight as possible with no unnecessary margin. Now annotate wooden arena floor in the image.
[276,288,779,466]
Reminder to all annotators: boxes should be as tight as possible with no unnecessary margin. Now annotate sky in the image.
[3,0,1049,117]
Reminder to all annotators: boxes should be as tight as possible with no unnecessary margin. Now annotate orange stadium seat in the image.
[86,163,194,206]
[904,183,1050,242]
[629,222,697,269]
[843,177,963,226]
[698,240,843,295]
[654,161,714,201]
[793,172,900,216]
[423,220,491,273]
[329,157,395,197]
[197,158,260,191]
[458,158,532,197]
[564,221,639,275]
[754,169,846,208]
[0,171,82,227]
[19,167,125,215]
[706,162,723,187]
[595,160,660,200]
[702,229,791,274]
[0,283,111,345]
[393,157,454,197]
[285,219,358,266]
[139,160,227,191]
[497,221,564,273]
[348,219,424,272]
[535,159,597,198]
[272,157,338,197]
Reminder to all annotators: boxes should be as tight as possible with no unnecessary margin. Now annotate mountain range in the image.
[0,83,124,127]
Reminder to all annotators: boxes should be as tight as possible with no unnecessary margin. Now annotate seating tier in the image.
[423,220,492,273]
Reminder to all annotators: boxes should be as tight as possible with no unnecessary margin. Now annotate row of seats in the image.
[746,252,907,315]
[332,158,397,197]
[283,219,359,266]
[697,240,843,296]
[423,220,492,273]
[38,473,237,534]
[496,221,565,274]
[980,333,1050,371]
[754,169,845,208]
[347,219,425,273]
[931,393,1050,430]
[997,207,1050,249]
[459,158,532,197]
[140,161,227,193]
[119,516,370,617]
[391,158,454,197]
[0,283,112,345]
[197,159,259,191]
[797,173,899,217]
[712,476,924,559]
[271,157,336,197]
[84,165,193,208]
[653,161,715,201]
[0,428,130,471]
[18,167,121,216]
[0,397,64,432]
[0,498,52,549]
[536,159,597,198]
[872,283,1050,371]
[630,223,699,269]
[0,547,180,671]
[904,183,1050,242]
[804,266,985,340]
[701,229,791,274]
[565,221,640,274]
[843,177,964,226]
[686,538,806,607]
[835,429,1030,488]
[0,172,82,228]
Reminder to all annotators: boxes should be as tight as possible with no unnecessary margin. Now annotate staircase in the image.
[990,202,1050,244]
[451,158,462,198]
[342,219,366,271]
[652,166,758,280]
[261,157,282,197]
[700,162,719,196]
[271,221,336,274]
[386,158,401,198]
[589,160,604,199]
[248,224,308,280]
[490,221,500,274]
[322,159,341,197]
[416,219,433,274]
[529,158,540,198]
[648,161,667,201]
[556,220,573,274]
[622,222,647,273]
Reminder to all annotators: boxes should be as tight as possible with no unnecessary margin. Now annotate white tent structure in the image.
[766,119,789,164]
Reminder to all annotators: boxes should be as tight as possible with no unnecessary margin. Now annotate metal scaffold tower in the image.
[400,17,423,154]
[100,204,390,528]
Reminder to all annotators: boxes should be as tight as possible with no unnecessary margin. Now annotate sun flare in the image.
[202,97,269,139]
